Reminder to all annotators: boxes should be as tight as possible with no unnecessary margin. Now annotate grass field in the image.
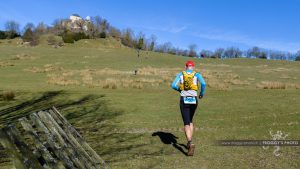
[0,38,299,169]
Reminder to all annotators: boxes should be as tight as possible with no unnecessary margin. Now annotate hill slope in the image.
[0,39,299,168]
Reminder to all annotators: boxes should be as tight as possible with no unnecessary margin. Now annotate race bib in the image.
[183,96,196,104]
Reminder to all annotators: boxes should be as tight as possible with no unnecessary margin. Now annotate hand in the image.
[198,95,203,99]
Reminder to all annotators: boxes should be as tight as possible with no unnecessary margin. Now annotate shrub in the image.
[6,31,20,39]
[0,31,7,39]
[47,35,57,45]
[62,33,74,43]
[2,90,15,101]
[73,32,89,41]
[62,32,89,43]
[99,32,106,38]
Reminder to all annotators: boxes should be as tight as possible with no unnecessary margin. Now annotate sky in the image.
[0,0,299,52]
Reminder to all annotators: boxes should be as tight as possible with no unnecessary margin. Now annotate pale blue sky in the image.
[0,0,299,52]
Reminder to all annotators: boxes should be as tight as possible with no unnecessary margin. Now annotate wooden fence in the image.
[0,106,106,169]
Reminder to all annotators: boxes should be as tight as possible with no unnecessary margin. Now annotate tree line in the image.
[1,16,300,61]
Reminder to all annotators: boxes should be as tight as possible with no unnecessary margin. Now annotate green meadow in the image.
[0,37,299,169]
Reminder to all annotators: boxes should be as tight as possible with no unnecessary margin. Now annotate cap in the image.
[185,60,195,67]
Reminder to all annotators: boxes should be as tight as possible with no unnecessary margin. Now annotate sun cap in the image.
[185,60,195,67]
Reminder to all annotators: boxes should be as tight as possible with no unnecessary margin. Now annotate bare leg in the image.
[184,125,192,141]
[190,123,194,139]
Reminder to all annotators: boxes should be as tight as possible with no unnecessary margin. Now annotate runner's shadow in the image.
[152,131,187,156]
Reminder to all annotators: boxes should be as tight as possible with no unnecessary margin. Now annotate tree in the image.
[136,32,145,50]
[22,28,34,42]
[5,20,20,39]
[200,50,213,58]
[5,20,20,33]
[121,28,134,47]
[22,27,39,46]
[91,15,109,38]
[0,31,6,39]
[52,19,65,35]
[296,50,300,61]
[108,26,121,38]
[259,51,267,59]
[214,48,224,58]
[149,34,156,51]
[100,19,109,34]
[86,21,97,38]
[75,19,85,32]
[156,42,172,53]
[35,22,48,35]
[188,44,197,57]
[247,46,260,58]
[247,46,267,59]
[23,23,35,33]
[224,47,242,58]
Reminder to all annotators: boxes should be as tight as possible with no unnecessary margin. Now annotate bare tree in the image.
[188,44,197,57]
[23,23,35,33]
[108,26,121,39]
[5,20,20,33]
[100,19,109,33]
[51,19,66,35]
[200,50,213,58]
[121,28,134,47]
[5,20,20,38]
[156,42,172,53]
[224,47,242,58]
[75,20,85,32]
[35,22,48,35]
[86,21,97,38]
[295,50,300,61]
[214,48,224,58]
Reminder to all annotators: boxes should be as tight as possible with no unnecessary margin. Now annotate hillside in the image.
[0,39,299,168]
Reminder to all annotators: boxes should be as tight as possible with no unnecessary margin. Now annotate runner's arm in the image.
[171,73,182,92]
[196,73,206,96]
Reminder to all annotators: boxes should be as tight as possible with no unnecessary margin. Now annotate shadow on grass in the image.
[152,131,188,156]
[0,90,162,167]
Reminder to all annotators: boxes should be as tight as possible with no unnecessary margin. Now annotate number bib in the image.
[183,96,197,104]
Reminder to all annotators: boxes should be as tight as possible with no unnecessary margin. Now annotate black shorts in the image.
[180,96,198,125]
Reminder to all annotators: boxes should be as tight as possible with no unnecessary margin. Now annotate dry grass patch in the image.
[224,79,250,85]
[1,90,15,101]
[47,74,80,86]
[256,81,300,89]
[0,61,14,67]
[256,81,286,89]
[206,78,230,91]
[25,64,64,73]
[258,67,294,74]
[11,53,37,60]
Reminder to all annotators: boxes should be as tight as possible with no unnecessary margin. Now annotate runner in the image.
[171,60,206,156]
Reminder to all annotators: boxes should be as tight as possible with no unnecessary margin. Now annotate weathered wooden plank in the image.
[48,109,100,168]
[38,111,89,169]
[0,129,26,169]
[42,110,95,169]
[4,124,44,169]
[29,113,76,168]
[18,117,65,169]
[51,106,106,168]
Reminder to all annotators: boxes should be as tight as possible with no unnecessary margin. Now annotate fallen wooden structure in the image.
[0,106,106,169]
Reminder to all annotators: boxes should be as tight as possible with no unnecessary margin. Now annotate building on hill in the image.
[70,14,82,23]
[62,14,90,32]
